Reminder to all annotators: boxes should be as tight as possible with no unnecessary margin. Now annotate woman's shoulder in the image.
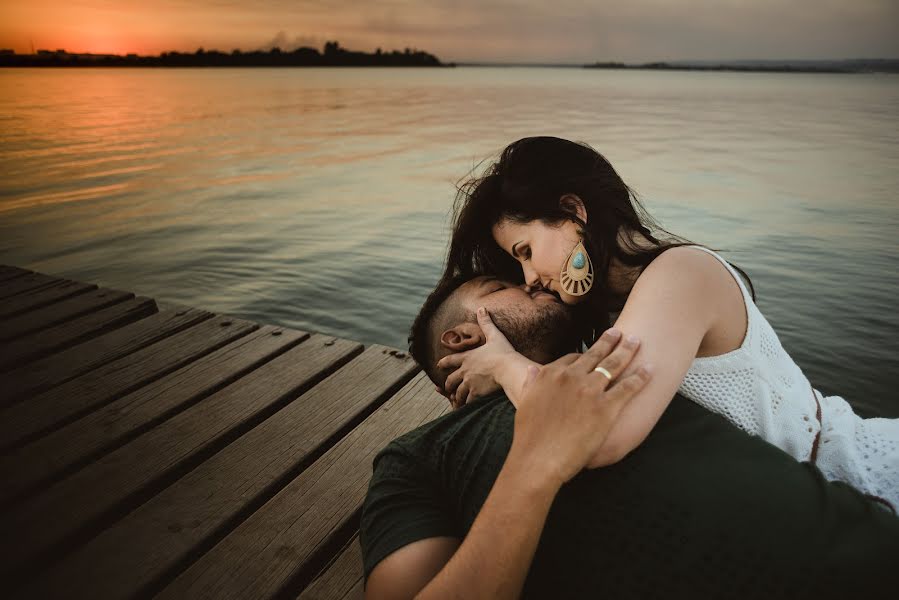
[619,247,721,317]
[634,246,750,356]
[638,245,733,287]
[628,245,746,321]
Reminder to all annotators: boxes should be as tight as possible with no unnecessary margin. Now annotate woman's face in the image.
[492,216,586,305]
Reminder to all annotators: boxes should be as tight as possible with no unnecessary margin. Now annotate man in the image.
[361,275,899,599]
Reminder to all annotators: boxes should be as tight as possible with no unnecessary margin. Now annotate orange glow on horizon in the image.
[41,28,137,56]
[1,0,897,62]
[0,34,182,57]
[1,2,197,56]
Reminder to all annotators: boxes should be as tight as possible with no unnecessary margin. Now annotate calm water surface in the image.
[1,67,897,416]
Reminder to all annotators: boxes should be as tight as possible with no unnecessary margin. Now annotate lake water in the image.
[1,67,897,417]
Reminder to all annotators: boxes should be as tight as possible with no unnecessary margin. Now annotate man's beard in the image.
[489,302,580,365]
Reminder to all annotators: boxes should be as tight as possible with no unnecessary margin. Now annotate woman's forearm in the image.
[414,449,560,600]
[495,353,540,407]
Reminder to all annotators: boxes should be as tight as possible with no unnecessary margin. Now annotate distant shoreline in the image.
[3,47,897,73]
[460,59,899,74]
[583,61,895,74]
[0,41,448,68]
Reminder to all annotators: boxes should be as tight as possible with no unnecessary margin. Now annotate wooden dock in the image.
[0,264,449,599]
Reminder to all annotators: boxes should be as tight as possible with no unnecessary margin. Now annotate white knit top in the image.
[678,247,898,512]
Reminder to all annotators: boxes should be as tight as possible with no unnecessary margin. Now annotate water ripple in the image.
[1,67,897,415]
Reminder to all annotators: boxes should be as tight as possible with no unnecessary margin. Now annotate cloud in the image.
[258,30,321,52]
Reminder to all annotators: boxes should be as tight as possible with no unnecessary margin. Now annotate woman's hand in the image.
[509,329,651,487]
[436,308,518,408]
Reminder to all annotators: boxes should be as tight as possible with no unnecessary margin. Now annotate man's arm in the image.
[365,452,558,600]
[366,334,650,599]
[364,538,460,600]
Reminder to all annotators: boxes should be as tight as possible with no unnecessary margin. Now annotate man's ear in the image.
[559,193,587,223]
[439,321,485,352]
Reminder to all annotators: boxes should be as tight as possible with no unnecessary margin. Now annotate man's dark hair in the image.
[408,273,473,385]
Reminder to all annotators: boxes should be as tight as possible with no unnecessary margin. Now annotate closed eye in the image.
[511,242,531,261]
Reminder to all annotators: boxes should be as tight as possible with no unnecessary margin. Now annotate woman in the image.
[436,136,897,510]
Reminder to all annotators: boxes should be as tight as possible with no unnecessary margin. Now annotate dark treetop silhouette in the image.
[0,41,448,68]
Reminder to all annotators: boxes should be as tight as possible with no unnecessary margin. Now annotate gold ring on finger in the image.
[593,366,613,381]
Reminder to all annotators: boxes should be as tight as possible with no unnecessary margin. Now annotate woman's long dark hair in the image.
[442,136,754,346]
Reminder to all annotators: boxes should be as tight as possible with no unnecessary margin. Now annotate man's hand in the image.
[510,328,651,486]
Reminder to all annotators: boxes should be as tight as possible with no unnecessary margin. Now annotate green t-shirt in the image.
[360,393,899,598]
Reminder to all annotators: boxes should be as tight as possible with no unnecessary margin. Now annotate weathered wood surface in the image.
[0,334,364,578]
[0,265,30,282]
[0,266,444,599]
[22,345,420,600]
[0,295,157,372]
[0,325,308,506]
[0,314,258,451]
[0,270,63,299]
[0,279,96,319]
[0,306,210,403]
[0,287,132,342]
[156,374,449,600]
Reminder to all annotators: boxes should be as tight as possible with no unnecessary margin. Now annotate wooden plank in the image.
[0,271,63,299]
[16,345,419,600]
[0,296,156,372]
[0,306,210,404]
[0,325,309,506]
[0,287,133,342]
[0,314,253,448]
[155,374,449,600]
[0,280,96,319]
[0,334,364,583]
[0,266,31,283]
[297,536,364,600]
[0,314,258,454]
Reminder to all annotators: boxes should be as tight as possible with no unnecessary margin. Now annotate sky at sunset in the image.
[2,0,897,63]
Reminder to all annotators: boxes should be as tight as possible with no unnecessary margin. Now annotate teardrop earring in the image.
[560,241,594,296]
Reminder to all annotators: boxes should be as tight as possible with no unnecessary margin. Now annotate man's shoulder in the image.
[374,392,512,466]
[360,395,512,583]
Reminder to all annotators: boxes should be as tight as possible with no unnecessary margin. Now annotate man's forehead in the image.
[452,276,524,315]
[459,275,501,296]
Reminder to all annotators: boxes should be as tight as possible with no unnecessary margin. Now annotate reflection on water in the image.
[1,67,897,416]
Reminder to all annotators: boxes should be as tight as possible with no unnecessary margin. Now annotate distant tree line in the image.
[584,61,850,73]
[583,60,899,73]
[0,41,448,67]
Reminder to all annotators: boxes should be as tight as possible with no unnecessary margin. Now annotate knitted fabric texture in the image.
[678,247,898,511]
